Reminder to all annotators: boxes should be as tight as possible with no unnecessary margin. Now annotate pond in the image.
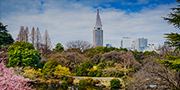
[32,83,122,90]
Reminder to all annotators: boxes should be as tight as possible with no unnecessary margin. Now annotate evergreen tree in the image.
[0,22,14,46]
[53,43,64,53]
[164,0,180,48]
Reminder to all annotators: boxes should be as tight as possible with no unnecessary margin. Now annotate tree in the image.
[24,27,29,42]
[74,61,93,76]
[42,30,51,60]
[0,22,14,46]
[66,40,92,51]
[42,56,59,79]
[16,26,29,42]
[53,43,64,53]
[7,41,41,67]
[128,59,176,89]
[30,27,36,47]
[0,58,33,90]
[35,27,42,51]
[16,26,24,41]
[156,58,180,89]
[163,0,180,48]
[163,0,180,29]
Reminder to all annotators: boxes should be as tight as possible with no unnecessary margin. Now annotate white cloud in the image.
[0,0,178,48]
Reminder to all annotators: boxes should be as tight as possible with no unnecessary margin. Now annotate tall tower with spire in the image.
[93,5,103,47]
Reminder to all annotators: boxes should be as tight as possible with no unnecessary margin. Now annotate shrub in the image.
[7,41,41,67]
[66,77,74,84]
[74,61,93,76]
[96,69,102,77]
[42,56,59,79]
[94,80,100,84]
[24,68,43,80]
[53,65,71,78]
[84,78,93,85]
[110,78,120,88]
[79,79,85,85]
[0,58,33,89]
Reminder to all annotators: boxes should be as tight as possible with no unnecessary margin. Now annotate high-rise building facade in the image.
[121,37,133,50]
[93,6,103,47]
[135,38,148,52]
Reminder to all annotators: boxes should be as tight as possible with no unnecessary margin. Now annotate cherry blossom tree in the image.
[0,52,33,90]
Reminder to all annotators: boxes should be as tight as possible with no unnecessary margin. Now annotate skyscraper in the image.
[93,5,103,47]
[135,38,148,52]
[121,37,132,50]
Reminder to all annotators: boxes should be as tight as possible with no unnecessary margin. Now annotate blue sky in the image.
[0,0,178,48]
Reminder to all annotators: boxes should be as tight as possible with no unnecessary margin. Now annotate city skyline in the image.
[0,0,178,48]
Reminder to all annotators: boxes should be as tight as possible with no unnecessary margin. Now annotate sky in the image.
[0,0,179,48]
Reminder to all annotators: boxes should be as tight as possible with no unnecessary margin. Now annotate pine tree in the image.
[0,22,14,46]
[164,0,180,48]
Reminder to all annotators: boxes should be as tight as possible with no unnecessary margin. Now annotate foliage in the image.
[98,62,107,69]
[156,59,180,72]
[156,58,180,89]
[0,58,33,90]
[90,54,102,64]
[13,66,23,75]
[84,46,127,58]
[53,65,71,78]
[102,68,124,77]
[122,75,132,88]
[143,51,159,57]
[84,77,93,85]
[79,78,97,86]
[163,0,180,29]
[0,22,14,47]
[74,60,93,76]
[7,41,41,67]
[163,0,180,48]
[42,56,59,79]
[96,69,102,77]
[60,52,86,71]
[101,51,125,63]
[110,78,120,88]
[164,33,180,47]
[79,79,85,85]
[24,68,43,80]
[53,42,64,53]
[66,77,74,84]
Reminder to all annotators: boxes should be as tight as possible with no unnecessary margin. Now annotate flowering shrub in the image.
[24,68,43,80]
[0,56,33,90]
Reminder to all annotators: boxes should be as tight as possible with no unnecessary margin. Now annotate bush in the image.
[42,56,59,79]
[66,77,74,84]
[7,41,41,67]
[88,70,98,77]
[96,69,102,77]
[24,68,43,80]
[84,78,93,85]
[110,78,120,88]
[79,79,85,85]
[74,61,93,76]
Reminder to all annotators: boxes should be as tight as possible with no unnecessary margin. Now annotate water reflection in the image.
[32,83,121,90]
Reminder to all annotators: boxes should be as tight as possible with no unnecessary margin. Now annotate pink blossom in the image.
[0,58,33,90]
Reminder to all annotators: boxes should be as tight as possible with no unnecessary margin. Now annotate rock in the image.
[99,84,106,88]
[95,84,106,88]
